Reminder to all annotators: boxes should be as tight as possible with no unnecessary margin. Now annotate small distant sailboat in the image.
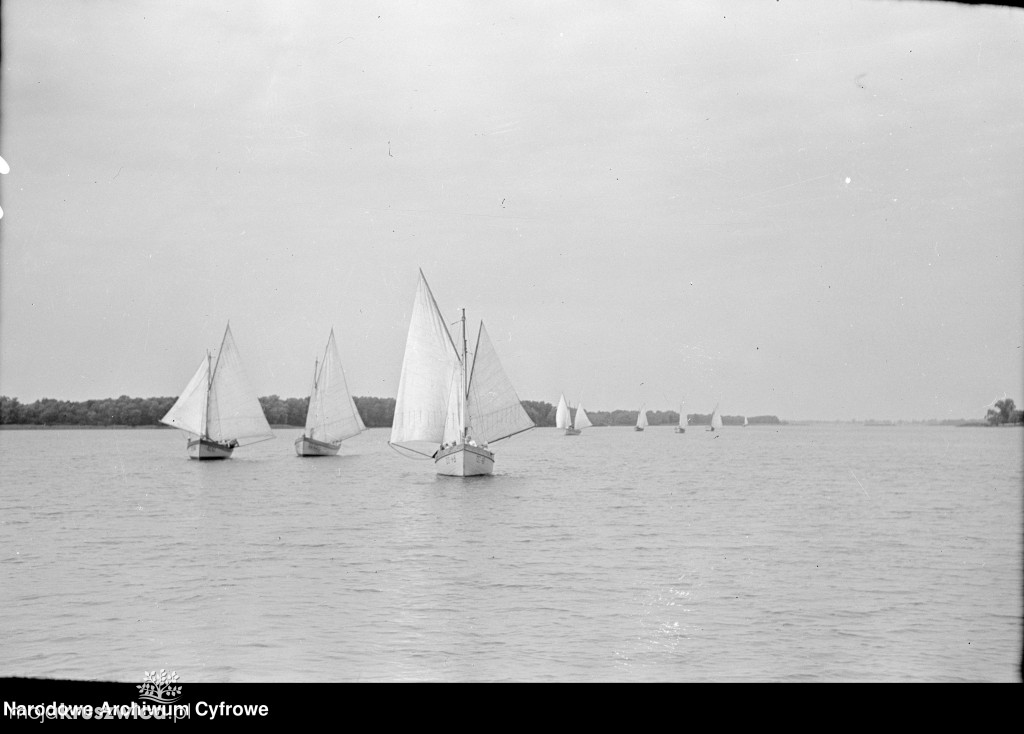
[295,329,366,456]
[707,403,723,432]
[743,416,748,427]
[555,394,592,436]
[675,402,687,433]
[161,323,274,459]
[635,405,648,432]
[389,270,534,476]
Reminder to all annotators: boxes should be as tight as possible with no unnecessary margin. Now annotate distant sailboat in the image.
[389,270,535,476]
[635,405,648,432]
[707,403,723,432]
[161,323,274,459]
[676,402,686,433]
[556,394,592,436]
[295,329,366,456]
[743,416,748,427]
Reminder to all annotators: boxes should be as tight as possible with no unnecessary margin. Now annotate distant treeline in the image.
[521,400,780,427]
[0,395,780,428]
[0,395,395,429]
[259,395,396,428]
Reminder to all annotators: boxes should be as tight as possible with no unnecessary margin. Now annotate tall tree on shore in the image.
[987,397,1017,425]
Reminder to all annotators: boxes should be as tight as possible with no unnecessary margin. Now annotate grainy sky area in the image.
[1,0,1021,421]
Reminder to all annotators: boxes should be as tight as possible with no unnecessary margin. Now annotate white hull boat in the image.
[294,435,341,456]
[389,271,534,476]
[435,442,495,477]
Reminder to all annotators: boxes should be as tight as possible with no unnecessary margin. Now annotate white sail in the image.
[555,394,570,429]
[304,329,365,443]
[465,321,534,444]
[711,404,723,430]
[390,272,461,455]
[205,325,274,445]
[679,403,686,428]
[574,403,593,430]
[160,356,210,437]
[636,405,648,429]
[743,416,748,427]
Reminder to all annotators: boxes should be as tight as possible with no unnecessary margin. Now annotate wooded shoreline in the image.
[0,394,781,429]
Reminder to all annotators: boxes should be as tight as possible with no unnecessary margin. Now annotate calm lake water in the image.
[1,424,1020,682]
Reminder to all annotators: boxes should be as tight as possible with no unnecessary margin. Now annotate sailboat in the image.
[675,402,687,433]
[707,403,723,432]
[635,405,648,432]
[295,329,366,456]
[555,394,592,436]
[389,271,535,476]
[573,403,593,434]
[743,416,748,427]
[160,323,274,459]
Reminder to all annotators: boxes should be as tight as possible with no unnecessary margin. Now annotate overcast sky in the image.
[1,0,1021,421]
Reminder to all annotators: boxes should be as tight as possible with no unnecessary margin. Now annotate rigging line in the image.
[387,442,434,460]
[491,424,535,444]
[418,269,460,357]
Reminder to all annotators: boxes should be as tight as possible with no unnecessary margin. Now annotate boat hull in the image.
[435,442,494,477]
[634,426,644,432]
[295,435,341,457]
[675,426,686,433]
[187,437,235,460]
[564,427,582,436]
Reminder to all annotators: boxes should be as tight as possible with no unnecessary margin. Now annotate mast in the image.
[320,327,334,385]
[460,307,468,442]
[203,350,212,439]
[308,356,319,438]
[207,322,231,441]
[211,323,230,383]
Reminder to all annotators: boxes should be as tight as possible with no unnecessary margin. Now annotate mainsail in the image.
[390,272,461,456]
[206,325,273,445]
[636,405,648,430]
[464,322,534,444]
[555,394,571,429]
[305,329,365,443]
